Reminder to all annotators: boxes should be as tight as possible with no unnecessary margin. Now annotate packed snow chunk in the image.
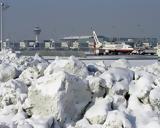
[75,118,102,128]
[0,63,18,82]
[12,108,28,126]
[0,49,19,63]
[108,68,134,86]
[129,74,154,99]
[26,115,55,128]
[99,72,114,88]
[19,67,40,86]
[109,68,134,95]
[100,67,134,94]
[149,87,160,110]
[87,61,107,73]
[28,71,92,125]
[18,54,49,85]
[96,61,108,71]
[127,95,157,127]
[17,121,33,128]
[0,79,28,108]
[145,62,160,76]
[84,97,112,124]
[87,76,106,97]
[111,59,131,68]
[28,53,49,74]
[44,56,88,78]
[113,95,127,111]
[144,121,160,128]
[103,110,132,128]
[0,105,18,128]
[3,52,49,75]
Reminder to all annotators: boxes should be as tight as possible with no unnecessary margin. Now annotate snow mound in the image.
[44,56,88,78]
[145,62,160,76]
[0,50,48,76]
[75,118,102,128]
[129,73,154,99]
[26,53,49,74]
[87,61,107,74]
[87,76,106,97]
[84,97,112,124]
[103,110,132,128]
[144,121,160,128]
[0,49,19,63]
[111,59,131,68]
[149,87,160,110]
[0,79,28,108]
[127,95,158,128]
[19,67,40,86]
[0,54,160,128]
[0,63,18,82]
[28,71,92,126]
[100,67,134,95]
[25,116,55,128]
[112,95,127,111]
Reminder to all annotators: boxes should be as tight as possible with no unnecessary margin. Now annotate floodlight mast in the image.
[0,2,3,51]
[0,2,9,51]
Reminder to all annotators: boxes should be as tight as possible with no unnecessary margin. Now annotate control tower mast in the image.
[33,26,41,48]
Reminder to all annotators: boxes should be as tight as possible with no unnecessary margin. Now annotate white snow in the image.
[0,50,159,128]
[28,70,91,126]
[84,97,112,124]
[149,87,160,110]
[110,58,131,68]
[44,56,88,78]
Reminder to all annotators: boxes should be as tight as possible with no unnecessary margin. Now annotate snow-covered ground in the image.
[44,55,157,67]
[84,59,157,67]
[0,50,159,128]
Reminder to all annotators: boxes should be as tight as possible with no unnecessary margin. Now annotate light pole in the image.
[0,2,3,51]
[0,2,9,51]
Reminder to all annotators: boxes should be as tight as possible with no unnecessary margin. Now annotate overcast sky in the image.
[2,0,160,40]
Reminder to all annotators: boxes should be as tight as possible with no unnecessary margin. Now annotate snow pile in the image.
[110,58,131,68]
[87,61,108,74]
[0,63,18,82]
[129,72,154,100]
[149,87,160,110]
[0,79,28,108]
[86,76,106,97]
[84,97,112,124]
[2,50,47,67]
[0,51,160,128]
[100,67,134,94]
[0,49,19,63]
[28,71,91,126]
[103,110,132,128]
[44,56,88,78]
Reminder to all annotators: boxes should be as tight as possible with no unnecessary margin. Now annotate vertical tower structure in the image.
[0,2,9,50]
[34,27,41,43]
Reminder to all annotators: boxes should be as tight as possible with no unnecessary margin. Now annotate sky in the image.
[2,0,160,41]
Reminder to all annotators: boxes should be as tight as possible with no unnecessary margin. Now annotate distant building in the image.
[44,40,53,49]
[60,35,109,51]
[60,36,91,50]
[19,40,44,50]
[19,41,26,49]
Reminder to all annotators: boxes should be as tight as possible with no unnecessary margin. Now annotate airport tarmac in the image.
[44,55,158,67]
[44,55,158,60]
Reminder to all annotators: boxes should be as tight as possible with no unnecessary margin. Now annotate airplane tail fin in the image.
[93,31,100,44]
[92,31,102,48]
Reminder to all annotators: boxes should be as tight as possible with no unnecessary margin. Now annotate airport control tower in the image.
[33,26,41,44]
